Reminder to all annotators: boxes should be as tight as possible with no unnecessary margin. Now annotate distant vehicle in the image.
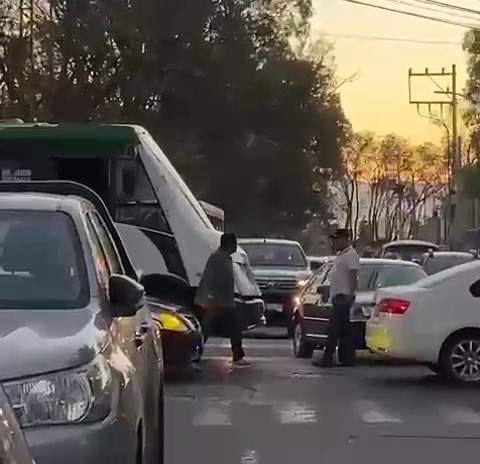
[421,251,476,275]
[0,123,262,323]
[367,260,480,384]
[0,182,163,464]
[292,259,427,358]
[0,386,35,464]
[381,240,439,263]
[239,238,311,334]
[200,200,225,232]
[307,255,335,272]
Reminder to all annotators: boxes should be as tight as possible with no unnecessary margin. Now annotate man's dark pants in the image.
[321,294,355,366]
[201,305,245,362]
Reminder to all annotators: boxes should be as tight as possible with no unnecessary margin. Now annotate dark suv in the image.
[239,239,311,334]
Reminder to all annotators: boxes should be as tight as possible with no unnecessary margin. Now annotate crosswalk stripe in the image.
[203,355,294,362]
[240,450,259,464]
[275,401,318,425]
[184,397,480,428]
[207,341,290,349]
[355,400,403,424]
[439,405,480,425]
[192,400,232,427]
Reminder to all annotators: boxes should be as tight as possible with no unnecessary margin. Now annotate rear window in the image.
[241,243,307,268]
[0,211,89,309]
[375,265,427,288]
[423,255,475,275]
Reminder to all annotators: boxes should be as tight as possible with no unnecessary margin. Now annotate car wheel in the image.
[293,321,314,358]
[440,332,480,384]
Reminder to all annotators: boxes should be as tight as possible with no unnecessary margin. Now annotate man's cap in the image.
[329,228,351,239]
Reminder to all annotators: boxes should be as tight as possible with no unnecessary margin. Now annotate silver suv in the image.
[0,182,163,464]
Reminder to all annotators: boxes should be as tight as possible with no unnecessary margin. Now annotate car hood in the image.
[252,268,311,280]
[0,308,110,382]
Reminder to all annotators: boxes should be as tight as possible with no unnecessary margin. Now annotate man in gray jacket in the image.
[196,233,250,367]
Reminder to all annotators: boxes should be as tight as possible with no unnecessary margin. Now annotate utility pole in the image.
[408,65,459,242]
[452,64,458,171]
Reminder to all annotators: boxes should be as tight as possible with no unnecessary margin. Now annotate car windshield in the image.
[0,211,89,309]
[423,255,475,275]
[241,243,307,268]
[384,245,435,262]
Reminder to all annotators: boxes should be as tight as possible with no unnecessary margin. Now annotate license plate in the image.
[266,303,283,312]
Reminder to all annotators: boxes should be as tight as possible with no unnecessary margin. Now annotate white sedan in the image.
[367,260,480,384]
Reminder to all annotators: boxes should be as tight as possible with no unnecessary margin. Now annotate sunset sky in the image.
[312,0,478,144]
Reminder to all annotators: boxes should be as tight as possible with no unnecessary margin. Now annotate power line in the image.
[322,31,461,44]
[412,0,480,16]
[338,0,480,28]
[387,0,480,21]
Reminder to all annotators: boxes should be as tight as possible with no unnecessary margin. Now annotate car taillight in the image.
[379,298,411,315]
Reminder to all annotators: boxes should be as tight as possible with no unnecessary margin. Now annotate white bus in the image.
[0,123,264,328]
[200,201,225,232]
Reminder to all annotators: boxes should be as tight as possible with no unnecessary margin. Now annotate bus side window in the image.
[115,157,171,234]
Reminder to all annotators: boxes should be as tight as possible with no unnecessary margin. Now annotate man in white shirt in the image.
[314,228,360,368]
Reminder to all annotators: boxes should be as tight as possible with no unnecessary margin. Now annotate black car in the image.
[117,224,205,369]
[292,258,427,358]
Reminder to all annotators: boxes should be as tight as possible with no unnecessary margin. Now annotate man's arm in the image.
[349,269,358,296]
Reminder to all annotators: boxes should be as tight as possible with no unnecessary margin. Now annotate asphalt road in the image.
[165,333,480,464]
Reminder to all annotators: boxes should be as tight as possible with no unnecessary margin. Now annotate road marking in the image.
[207,340,290,349]
[203,356,294,362]
[192,400,232,427]
[356,400,403,424]
[439,405,480,425]
[275,401,318,424]
[240,450,259,464]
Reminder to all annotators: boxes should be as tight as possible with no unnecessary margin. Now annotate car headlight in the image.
[154,312,191,333]
[3,355,112,428]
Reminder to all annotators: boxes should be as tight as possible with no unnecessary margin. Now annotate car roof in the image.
[239,238,302,246]
[317,257,421,270]
[383,240,438,249]
[0,123,141,157]
[0,192,86,212]
[360,258,421,267]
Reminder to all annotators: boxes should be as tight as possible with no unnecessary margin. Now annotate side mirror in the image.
[109,274,145,317]
[310,261,322,271]
[140,273,192,305]
[316,285,329,302]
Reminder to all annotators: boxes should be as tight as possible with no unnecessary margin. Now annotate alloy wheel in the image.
[450,339,480,382]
